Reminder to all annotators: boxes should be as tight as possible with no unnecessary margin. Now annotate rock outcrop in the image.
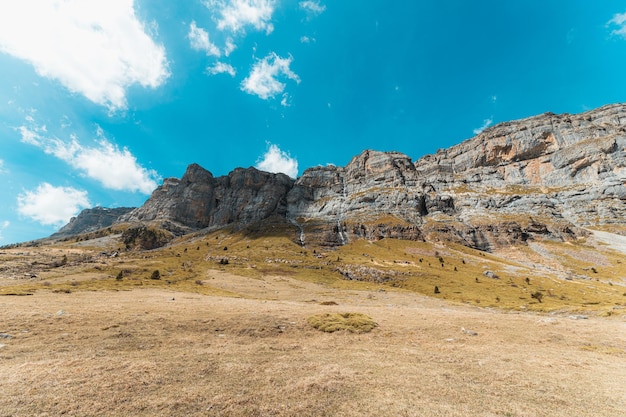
[51,207,134,238]
[56,103,626,251]
[118,164,294,233]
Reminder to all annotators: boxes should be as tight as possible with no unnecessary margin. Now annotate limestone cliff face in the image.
[118,164,294,232]
[57,103,626,251]
[286,103,626,248]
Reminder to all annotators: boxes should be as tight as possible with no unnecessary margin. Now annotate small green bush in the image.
[150,270,161,280]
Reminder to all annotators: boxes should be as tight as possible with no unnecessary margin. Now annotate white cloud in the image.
[188,21,221,56]
[0,220,9,242]
[473,117,493,135]
[213,0,276,34]
[300,36,315,43]
[19,123,160,194]
[608,12,626,38]
[17,183,90,226]
[207,62,236,76]
[299,1,326,15]
[224,37,237,56]
[0,0,169,110]
[241,53,300,100]
[0,159,6,174]
[256,144,298,178]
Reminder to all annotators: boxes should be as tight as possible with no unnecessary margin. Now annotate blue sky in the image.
[1,1,626,244]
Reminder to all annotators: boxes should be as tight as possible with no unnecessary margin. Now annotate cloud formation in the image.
[255,144,298,178]
[207,62,237,76]
[241,53,300,101]
[608,12,626,38]
[189,21,221,56]
[17,183,90,226]
[0,0,169,110]
[19,123,160,194]
[473,118,493,135]
[299,1,326,16]
[0,220,9,242]
[212,0,277,34]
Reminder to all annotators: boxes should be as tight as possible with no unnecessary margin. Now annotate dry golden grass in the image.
[1,230,626,415]
[307,312,378,333]
[1,283,625,417]
[2,227,625,315]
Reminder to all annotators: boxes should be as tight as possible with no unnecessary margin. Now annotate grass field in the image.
[1,230,625,416]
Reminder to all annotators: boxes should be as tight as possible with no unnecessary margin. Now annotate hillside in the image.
[2,105,626,416]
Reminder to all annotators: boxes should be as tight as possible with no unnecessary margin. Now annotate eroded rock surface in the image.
[57,103,626,250]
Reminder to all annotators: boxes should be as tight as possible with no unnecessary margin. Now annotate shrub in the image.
[307,312,378,334]
[150,270,161,280]
[116,271,123,281]
[531,291,543,303]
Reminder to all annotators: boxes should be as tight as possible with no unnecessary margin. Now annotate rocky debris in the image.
[483,270,499,279]
[121,225,174,250]
[53,103,626,251]
[461,327,478,336]
[337,265,403,283]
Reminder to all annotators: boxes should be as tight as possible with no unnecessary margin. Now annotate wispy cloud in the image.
[255,143,298,178]
[608,12,626,38]
[0,159,6,174]
[299,1,326,16]
[210,0,277,34]
[473,117,493,135]
[241,53,300,101]
[207,62,236,76]
[0,0,169,111]
[188,21,221,56]
[224,37,237,56]
[19,122,160,194]
[0,220,9,242]
[17,183,90,226]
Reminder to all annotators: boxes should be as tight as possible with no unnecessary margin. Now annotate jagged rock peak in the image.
[181,163,213,183]
[118,164,295,234]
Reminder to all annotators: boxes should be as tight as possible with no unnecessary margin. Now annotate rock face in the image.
[51,207,134,238]
[57,103,626,251]
[286,103,626,248]
[118,164,294,233]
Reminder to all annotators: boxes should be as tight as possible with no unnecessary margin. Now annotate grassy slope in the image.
[1,226,625,316]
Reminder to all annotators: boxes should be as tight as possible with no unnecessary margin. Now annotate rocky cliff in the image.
[51,207,134,238]
[118,164,294,234]
[58,103,626,251]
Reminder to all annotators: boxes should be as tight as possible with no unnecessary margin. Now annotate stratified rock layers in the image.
[97,104,626,250]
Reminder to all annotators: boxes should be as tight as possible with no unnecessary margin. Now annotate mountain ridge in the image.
[55,103,626,250]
